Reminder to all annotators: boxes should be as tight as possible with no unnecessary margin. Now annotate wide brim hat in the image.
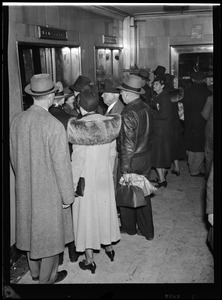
[117,75,145,95]
[100,78,121,94]
[69,75,93,92]
[138,69,150,80]
[190,71,206,80]
[153,65,166,76]
[25,73,58,96]
[79,91,99,112]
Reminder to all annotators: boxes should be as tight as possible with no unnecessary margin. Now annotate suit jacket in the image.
[105,99,125,115]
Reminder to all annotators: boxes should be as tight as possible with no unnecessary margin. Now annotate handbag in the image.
[75,177,85,197]
[116,181,146,208]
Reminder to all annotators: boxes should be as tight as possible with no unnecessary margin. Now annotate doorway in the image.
[17,43,81,110]
[170,44,213,89]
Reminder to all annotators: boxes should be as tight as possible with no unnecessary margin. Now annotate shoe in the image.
[155,181,167,188]
[137,228,153,241]
[191,173,205,177]
[150,177,159,183]
[79,260,96,274]
[52,270,67,284]
[32,276,39,281]
[171,170,180,176]
[105,250,115,262]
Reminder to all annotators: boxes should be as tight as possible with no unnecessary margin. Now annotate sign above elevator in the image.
[102,35,117,44]
[38,26,67,40]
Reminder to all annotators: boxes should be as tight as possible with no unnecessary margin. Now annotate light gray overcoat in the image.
[10,105,75,259]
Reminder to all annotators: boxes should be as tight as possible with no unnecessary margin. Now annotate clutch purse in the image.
[116,181,146,208]
[75,177,85,197]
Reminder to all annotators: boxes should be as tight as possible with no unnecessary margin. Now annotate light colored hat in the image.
[117,75,145,95]
[25,74,58,96]
[54,82,74,99]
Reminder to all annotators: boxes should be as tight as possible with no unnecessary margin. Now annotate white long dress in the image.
[71,114,121,252]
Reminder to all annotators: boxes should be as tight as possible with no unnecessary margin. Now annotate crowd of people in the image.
[10,64,213,282]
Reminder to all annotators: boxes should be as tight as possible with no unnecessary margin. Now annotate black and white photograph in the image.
[2,2,221,299]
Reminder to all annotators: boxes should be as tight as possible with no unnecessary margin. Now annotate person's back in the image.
[10,73,75,284]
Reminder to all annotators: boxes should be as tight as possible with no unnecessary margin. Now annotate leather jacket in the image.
[118,98,153,173]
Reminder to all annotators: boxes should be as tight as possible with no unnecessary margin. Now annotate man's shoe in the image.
[137,228,153,241]
[191,173,205,177]
[70,253,80,263]
[32,276,39,281]
[52,270,67,284]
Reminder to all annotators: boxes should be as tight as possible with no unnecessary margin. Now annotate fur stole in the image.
[168,87,184,103]
[67,114,122,145]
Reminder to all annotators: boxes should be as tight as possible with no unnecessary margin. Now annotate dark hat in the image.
[117,75,145,95]
[153,65,166,76]
[79,91,99,112]
[69,75,93,92]
[138,69,150,80]
[153,74,166,83]
[101,78,121,94]
[25,73,58,96]
[190,71,206,80]
[164,73,175,87]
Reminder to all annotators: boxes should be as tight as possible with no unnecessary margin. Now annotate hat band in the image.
[121,82,141,92]
[56,91,64,96]
[31,86,55,94]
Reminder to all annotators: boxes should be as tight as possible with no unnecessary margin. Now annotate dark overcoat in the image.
[182,83,212,152]
[10,105,75,259]
[152,90,173,168]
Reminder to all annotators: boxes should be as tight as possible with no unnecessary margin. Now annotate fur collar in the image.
[67,114,122,145]
[168,88,184,102]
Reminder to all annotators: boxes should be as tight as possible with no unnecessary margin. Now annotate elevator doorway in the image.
[17,43,81,110]
[170,44,213,89]
[95,47,123,92]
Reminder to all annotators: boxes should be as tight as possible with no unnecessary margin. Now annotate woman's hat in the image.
[79,91,99,112]
[153,65,166,76]
[25,74,58,96]
[69,75,93,92]
[117,75,145,94]
[101,78,121,94]
[138,69,150,80]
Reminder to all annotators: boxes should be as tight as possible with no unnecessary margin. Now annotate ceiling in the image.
[83,4,214,19]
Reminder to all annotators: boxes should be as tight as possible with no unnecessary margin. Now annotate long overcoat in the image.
[151,90,173,168]
[67,113,121,252]
[182,83,212,152]
[10,105,75,259]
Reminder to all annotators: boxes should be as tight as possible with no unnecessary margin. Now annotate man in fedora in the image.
[101,78,125,192]
[182,71,212,177]
[138,69,153,106]
[117,75,154,240]
[10,74,75,284]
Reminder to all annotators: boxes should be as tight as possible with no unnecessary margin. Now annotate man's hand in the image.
[123,173,131,183]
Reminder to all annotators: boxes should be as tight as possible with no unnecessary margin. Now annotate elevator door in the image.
[95,47,123,91]
[170,44,213,89]
[18,43,81,110]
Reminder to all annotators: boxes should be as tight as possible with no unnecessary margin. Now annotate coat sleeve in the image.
[119,111,138,173]
[49,123,75,205]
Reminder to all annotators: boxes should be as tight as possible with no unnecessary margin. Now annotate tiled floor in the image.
[9,160,218,298]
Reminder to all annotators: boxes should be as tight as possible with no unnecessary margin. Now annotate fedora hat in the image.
[190,71,206,81]
[79,91,99,112]
[153,65,166,76]
[25,74,58,96]
[69,75,93,92]
[117,75,145,95]
[101,78,121,94]
[138,69,150,80]
[54,82,74,100]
